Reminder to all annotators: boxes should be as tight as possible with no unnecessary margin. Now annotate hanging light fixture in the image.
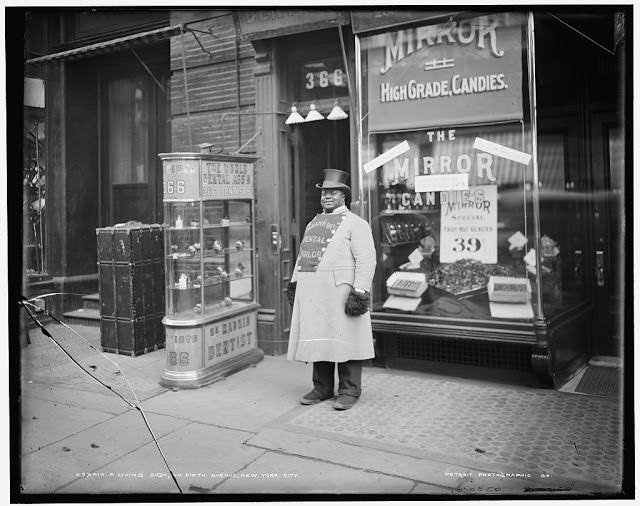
[327,99,348,121]
[304,102,324,122]
[285,104,305,125]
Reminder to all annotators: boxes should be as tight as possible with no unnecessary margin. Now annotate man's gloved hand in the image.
[345,289,370,316]
[287,281,297,307]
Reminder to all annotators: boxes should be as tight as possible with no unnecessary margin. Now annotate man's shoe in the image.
[299,390,333,405]
[333,394,359,410]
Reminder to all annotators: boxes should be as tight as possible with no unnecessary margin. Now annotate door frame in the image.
[588,109,625,357]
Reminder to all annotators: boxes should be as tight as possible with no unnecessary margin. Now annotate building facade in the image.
[19,8,629,387]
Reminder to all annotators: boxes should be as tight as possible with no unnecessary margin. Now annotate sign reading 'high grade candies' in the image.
[366,12,524,132]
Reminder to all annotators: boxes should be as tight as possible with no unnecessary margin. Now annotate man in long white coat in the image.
[287,169,377,410]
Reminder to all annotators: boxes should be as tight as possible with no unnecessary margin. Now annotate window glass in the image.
[108,78,149,184]
[23,109,46,275]
[360,12,539,321]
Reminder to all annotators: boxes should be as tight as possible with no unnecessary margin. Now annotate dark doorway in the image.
[97,45,169,227]
[293,119,351,242]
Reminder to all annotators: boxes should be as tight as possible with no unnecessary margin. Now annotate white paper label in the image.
[507,231,528,248]
[523,248,537,266]
[440,185,498,264]
[363,140,411,173]
[408,248,423,265]
[473,137,532,165]
[415,173,469,192]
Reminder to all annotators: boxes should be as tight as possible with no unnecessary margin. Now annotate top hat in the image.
[315,169,351,193]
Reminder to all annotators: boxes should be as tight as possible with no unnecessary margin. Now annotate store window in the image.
[23,77,47,275]
[358,12,541,321]
[108,77,150,184]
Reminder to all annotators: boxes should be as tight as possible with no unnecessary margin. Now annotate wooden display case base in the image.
[160,347,264,389]
[161,306,262,389]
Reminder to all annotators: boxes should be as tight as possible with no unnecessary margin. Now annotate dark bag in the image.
[345,289,369,316]
[287,281,297,306]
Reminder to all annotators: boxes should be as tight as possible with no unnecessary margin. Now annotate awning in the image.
[26,24,183,65]
[350,11,460,35]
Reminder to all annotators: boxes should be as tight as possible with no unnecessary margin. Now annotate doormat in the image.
[575,365,621,398]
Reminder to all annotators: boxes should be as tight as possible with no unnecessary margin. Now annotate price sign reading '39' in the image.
[440,185,498,264]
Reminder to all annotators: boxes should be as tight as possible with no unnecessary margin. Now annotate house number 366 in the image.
[305,69,345,89]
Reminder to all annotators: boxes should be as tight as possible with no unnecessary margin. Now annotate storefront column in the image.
[252,40,290,355]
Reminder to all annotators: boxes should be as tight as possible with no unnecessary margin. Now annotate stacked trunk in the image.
[97,224,165,356]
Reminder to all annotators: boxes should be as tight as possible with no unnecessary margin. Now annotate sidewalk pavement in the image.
[19,322,624,497]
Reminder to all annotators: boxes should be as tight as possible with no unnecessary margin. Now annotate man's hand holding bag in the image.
[345,288,369,316]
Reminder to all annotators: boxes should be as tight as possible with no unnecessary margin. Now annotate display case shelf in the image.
[380,209,438,215]
[167,248,254,260]
[169,274,254,290]
[167,222,251,231]
[380,241,421,248]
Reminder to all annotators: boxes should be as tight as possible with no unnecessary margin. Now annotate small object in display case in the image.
[386,271,429,298]
[507,230,527,258]
[383,295,422,312]
[428,259,521,298]
[487,276,531,303]
[420,235,437,256]
[159,152,263,389]
[540,235,559,258]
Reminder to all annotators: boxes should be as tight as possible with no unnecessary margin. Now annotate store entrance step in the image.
[62,308,100,327]
[574,364,622,398]
[81,293,100,311]
[588,355,622,369]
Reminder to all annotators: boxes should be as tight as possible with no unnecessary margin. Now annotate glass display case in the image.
[159,152,263,388]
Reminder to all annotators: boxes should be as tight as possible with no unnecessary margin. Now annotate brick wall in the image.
[169,10,257,153]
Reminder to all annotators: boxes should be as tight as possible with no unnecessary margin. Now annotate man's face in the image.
[321,189,345,213]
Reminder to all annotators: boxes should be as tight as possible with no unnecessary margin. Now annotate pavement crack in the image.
[204,451,267,492]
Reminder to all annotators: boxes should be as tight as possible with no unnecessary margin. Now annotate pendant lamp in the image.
[304,103,324,122]
[327,99,348,121]
[285,104,305,125]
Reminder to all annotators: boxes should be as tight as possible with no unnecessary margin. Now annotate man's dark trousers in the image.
[312,360,363,398]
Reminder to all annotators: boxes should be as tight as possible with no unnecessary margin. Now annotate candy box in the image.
[386,272,429,298]
[488,276,531,303]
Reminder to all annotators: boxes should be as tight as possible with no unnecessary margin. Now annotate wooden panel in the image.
[68,10,169,43]
[65,61,99,276]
